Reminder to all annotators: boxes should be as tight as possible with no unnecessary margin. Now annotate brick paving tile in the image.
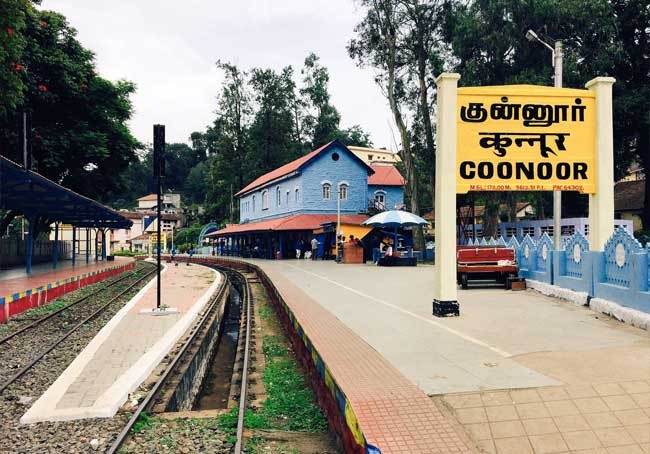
[565,385,599,399]
[510,389,542,404]
[528,433,569,453]
[523,417,559,436]
[561,430,603,451]
[260,265,472,454]
[632,393,650,408]
[554,414,592,432]
[493,436,534,454]
[621,381,650,394]
[594,427,635,447]
[485,405,519,422]
[545,400,581,417]
[539,387,571,402]
[603,394,640,411]
[574,397,610,414]
[584,411,624,429]
[489,420,525,438]
[615,409,650,426]
[516,402,551,419]
[482,391,513,407]
[606,444,645,454]
[594,383,627,397]
[626,424,650,444]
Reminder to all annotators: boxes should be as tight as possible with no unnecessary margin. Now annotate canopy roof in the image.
[207,213,369,237]
[1,156,133,229]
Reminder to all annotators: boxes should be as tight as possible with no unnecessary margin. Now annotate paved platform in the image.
[0,257,135,323]
[250,259,649,453]
[21,261,221,423]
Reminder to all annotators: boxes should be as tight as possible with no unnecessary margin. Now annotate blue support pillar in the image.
[53,222,59,269]
[279,235,283,259]
[94,229,99,261]
[72,226,76,266]
[86,228,90,264]
[25,215,35,274]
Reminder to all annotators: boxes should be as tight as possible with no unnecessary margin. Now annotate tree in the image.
[248,66,298,173]
[0,7,140,203]
[349,0,425,249]
[301,53,342,147]
[441,0,627,235]
[0,0,28,118]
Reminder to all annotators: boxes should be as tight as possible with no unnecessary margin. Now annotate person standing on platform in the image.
[310,237,318,261]
[295,238,303,259]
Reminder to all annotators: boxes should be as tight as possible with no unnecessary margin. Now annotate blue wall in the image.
[300,144,369,215]
[238,174,303,222]
[368,185,403,211]
[239,143,371,222]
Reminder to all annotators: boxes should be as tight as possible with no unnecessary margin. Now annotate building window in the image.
[522,226,534,236]
[276,186,281,206]
[262,190,269,210]
[295,188,299,203]
[561,225,575,236]
[374,190,385,204]
[338,183,348,201]
[368,154,373,161]
[322,183,331,200]
[252,196,256,211]
[505,227,517,238]
[286,191,290,205]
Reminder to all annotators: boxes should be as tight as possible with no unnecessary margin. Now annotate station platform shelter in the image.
[206,213,371,259]
[0,156,133,322]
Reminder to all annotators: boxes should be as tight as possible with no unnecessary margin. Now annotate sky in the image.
[42,0,397,150]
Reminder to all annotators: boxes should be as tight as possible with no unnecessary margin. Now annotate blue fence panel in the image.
[517,235,536,279]
[496,236,506,246]
[529,232,553,283]
[554,232,592,294]
[594,227,650,312]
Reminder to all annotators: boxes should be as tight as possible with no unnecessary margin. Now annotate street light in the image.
[526,29,563,250]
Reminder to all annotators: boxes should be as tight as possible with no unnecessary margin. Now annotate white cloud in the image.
[42,0,396,149]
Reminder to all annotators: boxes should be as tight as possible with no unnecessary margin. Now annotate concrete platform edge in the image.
[19,264,170,424]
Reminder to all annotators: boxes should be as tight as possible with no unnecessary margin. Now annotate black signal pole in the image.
[153,125,165,309]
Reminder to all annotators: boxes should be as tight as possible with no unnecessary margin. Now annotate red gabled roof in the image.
[138,194,157,201]
[368,164,405,186]
[235,143,332,197]
[615,179,644,212]
[206,213,369,237]
[235,140,374,197]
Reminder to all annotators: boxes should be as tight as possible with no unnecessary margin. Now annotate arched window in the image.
[374,190,386,204]
[338,182,348,201]
[322,183,331,200]
[262,190,269,210]
[276,186,281,206]
[295,188,299,204]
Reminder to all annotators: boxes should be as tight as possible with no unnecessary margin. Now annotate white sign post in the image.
[433,73,461,312]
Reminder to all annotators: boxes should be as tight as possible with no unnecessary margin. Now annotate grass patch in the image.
[244,301,327,433]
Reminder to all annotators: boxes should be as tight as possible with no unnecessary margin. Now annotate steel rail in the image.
[0,264,153,346]
[234,269,252,454]
[0,268,157,395]
[106,265,230,454]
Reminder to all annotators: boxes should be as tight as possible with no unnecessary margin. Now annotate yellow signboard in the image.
[456,85,596,193]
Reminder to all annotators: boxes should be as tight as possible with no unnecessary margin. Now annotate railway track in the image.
[107,260,255,454]
[0,263,157,394]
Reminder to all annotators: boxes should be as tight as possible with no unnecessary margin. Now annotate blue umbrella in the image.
[362,210,428,248]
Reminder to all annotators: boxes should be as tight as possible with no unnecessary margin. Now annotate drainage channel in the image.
[193,283,241,410]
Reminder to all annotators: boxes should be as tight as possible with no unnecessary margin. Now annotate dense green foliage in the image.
[350,0,649,234]
[0,2,140,204]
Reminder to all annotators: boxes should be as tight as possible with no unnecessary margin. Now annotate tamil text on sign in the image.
[456,85,596,193]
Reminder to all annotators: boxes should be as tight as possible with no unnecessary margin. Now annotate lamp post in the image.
[336,187,342,263]
[526,29,563,250]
